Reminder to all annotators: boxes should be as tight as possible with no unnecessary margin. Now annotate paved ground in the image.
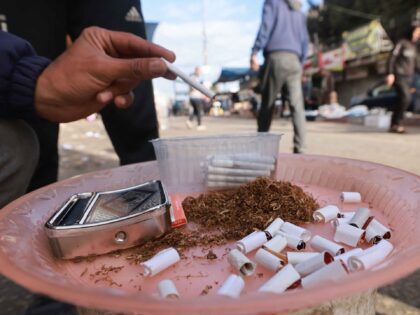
[0,115,419,314]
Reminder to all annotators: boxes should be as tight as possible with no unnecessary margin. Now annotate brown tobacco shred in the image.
[200,285,213,296]
[125,178,318,264]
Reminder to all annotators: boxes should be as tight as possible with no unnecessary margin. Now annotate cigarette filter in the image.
[337,212,356,220]
[348,208,371,229]
[276,231,306,250]
[365,219,391,244]
[237,231,267,254]
[295,252,334,277]
[255,248,284,272]
[334,248,364,267]
[348,240,393,272]
[141,248,180,277]
[207,166,271,177]
[280,222,311,242]
[301,260,348,289]
[310,235,345,256]
[287,252,320,265]
[313,205,340,223]
[334,223,365,247]
[264,218,285,239]
[340,192,362,203]
[158,279,179,299]
[227,249,257,277]
[259,264,301,294]
[217,274,245,298]
[332,212,355,228]
[263,234,287,253]
[162,59,215,99]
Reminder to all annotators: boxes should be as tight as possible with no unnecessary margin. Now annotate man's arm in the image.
[251,0,277,70]
[0,31,50,118]
[386,41,403,86]
[300,17,309,65]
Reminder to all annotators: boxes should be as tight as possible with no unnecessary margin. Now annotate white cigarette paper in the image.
[255,248,284,272]
[287,252,320,265]
[207,181,242,188]
[217,274,245,298]
[310,235,344,256]
[207,174,257,183]
[280,222,311,242]
[263,235,287,253]
[334,248,364,267]
[365,219,391,244]
[210,159,275,171]
[334,223,365,247]
[332,212,355,227]
[207,166,271,177]
[301,260,348,289]
[141,248,180,277]
[259,264,301,294]
[211,154,276,164]
[340,192,362,203]
[276,231,306,250]
[237,231,267,254]
[158,280,179,299]
[313,205,340,223]
[265,218,285,238]
[163,59,215,99]
[295,252,334,277]
[348,208,371,229]
[348,240,393,272]
[227,249,256,276]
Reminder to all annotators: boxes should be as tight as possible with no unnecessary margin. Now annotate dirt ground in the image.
[0,115,419,314]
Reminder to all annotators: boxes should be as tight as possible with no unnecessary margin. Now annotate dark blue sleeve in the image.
[252,0,278,54]
[0,31,50,118]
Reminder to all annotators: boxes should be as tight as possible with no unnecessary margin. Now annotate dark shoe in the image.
[293,148,304,154]
[389,125,406,134]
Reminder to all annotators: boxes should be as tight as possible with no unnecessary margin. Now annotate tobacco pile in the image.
[126,177,318,264]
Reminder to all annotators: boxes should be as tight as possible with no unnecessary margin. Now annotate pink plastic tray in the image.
[0,154,419,315]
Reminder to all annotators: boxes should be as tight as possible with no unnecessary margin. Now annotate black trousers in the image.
[1,0,159,191]
[189,99,204,126]
[392,77,412,127]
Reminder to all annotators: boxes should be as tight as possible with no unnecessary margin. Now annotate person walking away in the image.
[251,0,309,153]
[186,66,207,131]
[386,23,420,133]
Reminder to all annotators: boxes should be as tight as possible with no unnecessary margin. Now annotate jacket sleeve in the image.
[0,31,50,118]
[252,0,278,54]
[387,41,403,75]
[300,16,309,65]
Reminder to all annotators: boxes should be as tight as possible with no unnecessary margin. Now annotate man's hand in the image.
[385,74,395,87]
[34,27,176,123]
[250,54,259,72]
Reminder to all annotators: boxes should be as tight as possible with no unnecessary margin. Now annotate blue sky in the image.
[141,0,321,97]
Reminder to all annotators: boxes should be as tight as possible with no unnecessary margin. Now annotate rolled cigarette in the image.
[348,208,371,229]
[207,181,242,188]
[334,223,365,247]
[212,154,276,164]
[280,222,311,242]
[287,252,320,265]
[313,205,340,223]
[340,192,362,203]
[237,231,267,254]
[210,159,275,171]
[276,231,306,250]
[348,240,393,272]
[227,249,256,276]
[255,248,284,272]
[162,59,215,99]
[334,248,364,267]
[217,274,245,298]
[141,248,180,277]
[259,264,301,294]
[264,218,285,239]
[365,219,391,244]
[263,235,287,253]
[207,174,257,183]
[207,166,271,177]
[158,280,179,299]
[294,252,334,277]
[310,235,344,256]
[301,260,349,289]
